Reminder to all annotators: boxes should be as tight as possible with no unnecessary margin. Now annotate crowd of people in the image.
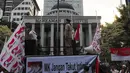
[99,62,130,73]
[110,64,130,73]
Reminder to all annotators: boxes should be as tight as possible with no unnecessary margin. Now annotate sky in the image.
[36,0,126,24]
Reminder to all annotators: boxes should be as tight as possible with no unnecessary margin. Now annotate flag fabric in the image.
[110,48,130,61]
[91,24,101,54]
[91,24,101,73]
[95,56,100,73]
[74,24,80,42]
[0,23,25,73]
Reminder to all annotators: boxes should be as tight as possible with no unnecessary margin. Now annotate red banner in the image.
[110,48,130,56]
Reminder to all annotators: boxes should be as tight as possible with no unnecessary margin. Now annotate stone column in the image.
[60,24,64,55]
[40,23,45,51]
[50,23,54,55]
[86,29,89,46]
[88,24,92,44]
[32,23,35,30]
[80,24,83,47]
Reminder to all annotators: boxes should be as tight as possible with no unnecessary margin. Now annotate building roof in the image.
[32,0,40,11]
[51,2,74,10]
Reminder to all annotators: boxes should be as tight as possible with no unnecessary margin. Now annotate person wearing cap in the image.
[65,19,73,55]
[119,64,127,73]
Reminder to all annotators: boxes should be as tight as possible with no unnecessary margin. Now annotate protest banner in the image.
[26,55,97,73]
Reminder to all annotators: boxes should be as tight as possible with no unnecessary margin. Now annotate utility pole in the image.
[56,0,60,55]
[2,0,7,18]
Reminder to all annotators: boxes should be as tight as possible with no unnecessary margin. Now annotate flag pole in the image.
[95,10,98,26]
[10,0,14,30]
[71,10,73,27]
[56,0,60,55]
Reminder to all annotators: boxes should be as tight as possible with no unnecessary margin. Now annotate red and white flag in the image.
[0,23,25,73]
[74,24,80,42]
[91,24,101,54]
[95,56,100,73]
[110,48,130,61]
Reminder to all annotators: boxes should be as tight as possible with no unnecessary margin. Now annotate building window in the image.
[13,13,16,15]
[22,2,24,4]
[52,11,55,14]
[21,13,23,15]
[17,13,20,15]
[5,8,11,11]
[21,18,23,20]
[4,13,10,16]
[63,10,66,12]
[21,7,24,10]
[55,11,57,13]
[26,2,28,4]
[28,2,30,5]
[61,0,65,1]
[13,18,16,21]
[7,0,13,1]
[25,7,28,10]
[17,18,19,21]
[67,10,69,13]
[47,13,50,15]
[6,2,13,6]
[24,12,29,16]
[18,7,20,10]
[73,12,75,15]
[50,12,52,14]
[59,10,62,12]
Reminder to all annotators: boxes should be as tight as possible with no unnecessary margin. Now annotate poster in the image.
[26,55,97,73]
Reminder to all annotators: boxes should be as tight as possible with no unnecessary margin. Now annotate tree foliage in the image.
[0,20,17,53]
[0,25,12,52]
[100,5,130,62]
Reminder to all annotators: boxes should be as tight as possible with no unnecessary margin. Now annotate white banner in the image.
[111,54,130,61]
[91,25,101,54]
[26,55,97,73]
[0,23,25,73]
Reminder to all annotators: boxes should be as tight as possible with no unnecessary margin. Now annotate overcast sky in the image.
[36,0,126,24]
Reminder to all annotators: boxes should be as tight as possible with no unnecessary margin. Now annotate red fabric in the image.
[110,48,130,56]
[95,57,99,73]
[74,24,80,41]
[28,62,41,67]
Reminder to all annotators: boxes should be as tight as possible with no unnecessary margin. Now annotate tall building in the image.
[24,0,101,55]
[0,8,2,19]
[44,0,83,16]
[0,0,40,24]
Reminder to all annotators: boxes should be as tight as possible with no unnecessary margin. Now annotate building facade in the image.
[24,16,101,55]
[24,0,101,55]
[0,8,2,19]
[0,0,40,24]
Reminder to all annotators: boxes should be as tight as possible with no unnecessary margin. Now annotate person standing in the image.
[65,19,73,55]
[110,66,119,73]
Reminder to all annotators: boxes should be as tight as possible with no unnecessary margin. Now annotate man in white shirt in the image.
[111,66,119,73]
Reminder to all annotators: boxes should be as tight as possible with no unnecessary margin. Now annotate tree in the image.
[0,20,18,52]
[100,5,130,62]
